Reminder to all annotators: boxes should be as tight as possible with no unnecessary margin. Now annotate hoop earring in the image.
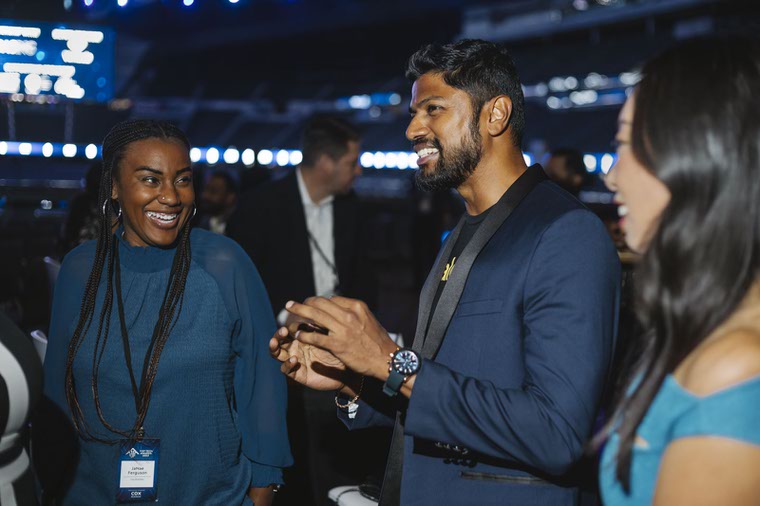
[102,199,122,220]
[191,204,197,220]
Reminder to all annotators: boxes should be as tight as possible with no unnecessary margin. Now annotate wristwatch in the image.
[382,348,421,397]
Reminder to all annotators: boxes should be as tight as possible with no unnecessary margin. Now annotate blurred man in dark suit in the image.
[228,116,380,505]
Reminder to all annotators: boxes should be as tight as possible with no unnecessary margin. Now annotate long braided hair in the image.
[64,119,194,442]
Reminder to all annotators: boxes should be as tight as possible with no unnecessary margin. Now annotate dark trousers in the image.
[276,386,390,506]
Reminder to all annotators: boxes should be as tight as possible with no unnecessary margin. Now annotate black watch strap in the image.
[382,370,406,397]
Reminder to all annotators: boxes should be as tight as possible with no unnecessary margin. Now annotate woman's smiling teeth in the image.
[146,210,179,225]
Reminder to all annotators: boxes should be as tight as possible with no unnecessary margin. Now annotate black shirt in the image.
[424,205,494,337]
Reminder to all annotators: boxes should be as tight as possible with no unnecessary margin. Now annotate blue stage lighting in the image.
[84,0,94,6]
[183,0,194,5]
[117,0,128,7]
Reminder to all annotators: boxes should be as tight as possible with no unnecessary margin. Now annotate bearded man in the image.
[271,39,621,506]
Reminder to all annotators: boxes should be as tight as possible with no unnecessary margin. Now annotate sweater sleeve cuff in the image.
[248,458,284,487]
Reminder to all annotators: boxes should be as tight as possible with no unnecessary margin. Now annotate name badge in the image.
[117,438,160,503]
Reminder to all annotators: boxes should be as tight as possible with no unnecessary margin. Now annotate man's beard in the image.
[415,119,483,192]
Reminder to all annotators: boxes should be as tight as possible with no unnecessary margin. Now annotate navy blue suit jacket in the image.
[341,168,620,505]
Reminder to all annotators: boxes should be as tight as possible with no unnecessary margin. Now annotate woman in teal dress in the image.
[41,120,291,505]
[597,37,760,505]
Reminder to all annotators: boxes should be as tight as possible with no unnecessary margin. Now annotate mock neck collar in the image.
[115,225,179,273]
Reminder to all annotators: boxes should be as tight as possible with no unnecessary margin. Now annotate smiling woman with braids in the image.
[596,37,760,505]
[42,119,291,505]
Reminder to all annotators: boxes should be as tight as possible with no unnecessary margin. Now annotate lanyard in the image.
[113,246,160,428]
[306,229,341,293]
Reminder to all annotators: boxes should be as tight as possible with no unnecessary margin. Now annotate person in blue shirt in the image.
[596,37,760,505]
[41,119,291,505]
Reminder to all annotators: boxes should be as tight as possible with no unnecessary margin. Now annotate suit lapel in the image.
[410,219,464,351]
[332,194,355,291]
[420,166,547,359]
[285,171,316,293]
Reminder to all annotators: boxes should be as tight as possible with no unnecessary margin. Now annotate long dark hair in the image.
[595,36,760,492]
[64,119,194,442]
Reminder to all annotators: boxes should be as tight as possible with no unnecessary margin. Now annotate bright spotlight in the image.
[42,142,54,157]
[84,0,94,6]
[19,143,32,156]
[190,147,201,163]
[360,152,374,168]
[546,96,562,110]
[183,0,194,5]
[85,143,98,159]
[0,142,7,155]
[117,0,128,6]
[223,148,240,164]
[241,149,255,166]
[289,150,303,166]
[397,152,410,170]
[62,143,77,158]
[228,0,239,3]
[24,74,42,95]
[601,153,615,174]
[276,149,289,167]
[205,147,220,164]
[564,76,579,90]
[257,149,273,165]
[583,154,597,172]
[373,152,386,170]
[385,152,398,169]
[522,153,532,166]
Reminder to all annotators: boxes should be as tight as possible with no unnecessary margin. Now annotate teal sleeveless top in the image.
[600,283,760,505]
[600,373,760,505]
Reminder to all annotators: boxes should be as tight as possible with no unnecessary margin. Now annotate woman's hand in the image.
[248,486,275,506]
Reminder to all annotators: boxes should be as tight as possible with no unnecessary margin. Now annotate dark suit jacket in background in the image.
[227,169,382,506]
[341,168,621,506]
[227,170,376,315]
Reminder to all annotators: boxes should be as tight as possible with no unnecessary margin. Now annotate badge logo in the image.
[126,447,139,459]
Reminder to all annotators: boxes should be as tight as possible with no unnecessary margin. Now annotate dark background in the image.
[1,0,757,336]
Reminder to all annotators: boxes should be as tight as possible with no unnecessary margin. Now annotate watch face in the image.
[393,350,420,375]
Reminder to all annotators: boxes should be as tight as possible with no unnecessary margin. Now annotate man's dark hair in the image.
[300,115,360,167]
[406,39,525,147]
[209,170,238,195]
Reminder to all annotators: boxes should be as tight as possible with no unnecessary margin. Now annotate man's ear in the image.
[485,95,512,137]
[111,178,118,200]
[314,153,332,173]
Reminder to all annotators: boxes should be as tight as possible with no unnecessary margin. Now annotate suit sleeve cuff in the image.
[404,359,447,439]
